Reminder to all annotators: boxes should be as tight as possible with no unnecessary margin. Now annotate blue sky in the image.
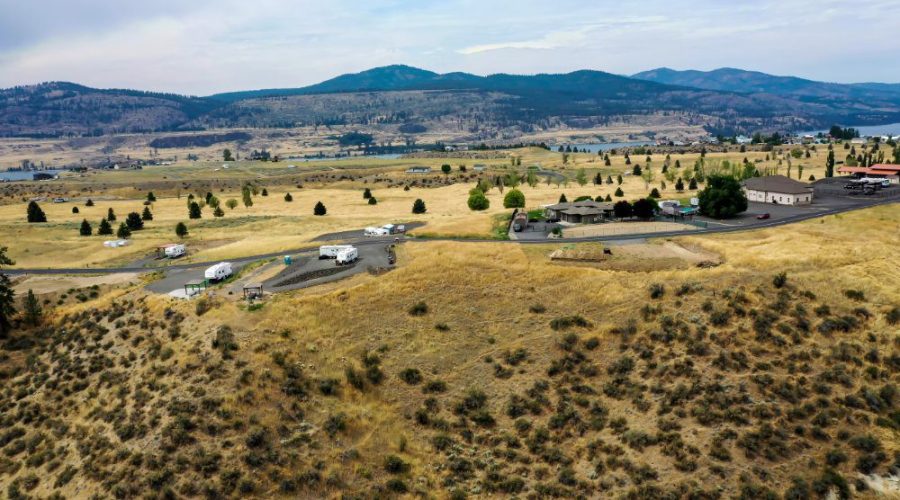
[1,0,898,94]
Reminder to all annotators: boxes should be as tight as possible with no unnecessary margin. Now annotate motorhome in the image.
[335,247,359,266]
[164,244,186,258]
[364,226,390,237]
[204,262,233,282]
[319,245,354,259]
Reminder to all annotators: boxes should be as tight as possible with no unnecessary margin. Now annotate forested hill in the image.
[2,66,900,138]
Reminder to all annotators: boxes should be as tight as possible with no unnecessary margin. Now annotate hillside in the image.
[0,205,898,497]
[3,66,900,138]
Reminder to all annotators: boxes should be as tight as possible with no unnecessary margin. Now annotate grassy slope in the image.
[0,204,897,497]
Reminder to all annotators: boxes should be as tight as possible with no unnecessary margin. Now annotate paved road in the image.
[4,196,897,276]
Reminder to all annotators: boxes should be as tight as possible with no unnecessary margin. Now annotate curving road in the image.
[3,197,897,276]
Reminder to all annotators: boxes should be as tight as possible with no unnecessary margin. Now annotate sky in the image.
[1,0,899,95]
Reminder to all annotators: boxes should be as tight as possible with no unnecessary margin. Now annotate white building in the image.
[742,175,814,205]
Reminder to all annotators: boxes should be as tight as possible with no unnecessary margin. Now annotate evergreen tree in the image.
[27,201,47,223]
[649,188,661,198]
[675,178,685,191]
[97,218,113,235]
[314,201,327,216]
[0,247,15,338]
[559,194,568,203]
[284,192,293,202]
[617,175,623,185]
[79,219,92,236]
[261,188,268,196]
[593,173,602,185]
[689,178,698,190]
[441,164,452,175]
[189,202,202,219]
[613,200,632,219]
[147,191,156,202]
[85,198,94,207]
[368,197,378,205]
[242,185,253,208]
[107,207,116,222]
[142,206,153,221]
[23,289,41,326]
[72,206,79,214]
[632,164,642,176]
[363,188,372,199]
[175,222,189,238]
[117,223,131,239]
[604,194,612,202]
[606,175,613,184]
[412,199,427,214]
[213,206,225,217]
[575,169,588,186]
[825,150,835,178]
[614,187,624,197]
[126,212,144,230]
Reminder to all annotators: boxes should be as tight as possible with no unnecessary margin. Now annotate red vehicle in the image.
[756,213,771,220]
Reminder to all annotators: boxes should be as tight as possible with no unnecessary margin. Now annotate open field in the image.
[0,143,858,269]
[0,203,897,497]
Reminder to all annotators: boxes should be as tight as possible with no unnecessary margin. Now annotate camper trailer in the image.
[382,224,406,234]
[164,244,186,258]
[204,262,233,282]
[335,247,358,266]
[364,226,390,237]
[319,245,354,259]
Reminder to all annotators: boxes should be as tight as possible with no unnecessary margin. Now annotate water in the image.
[800,122,900,137]
[0,170,62,181]
[558,141,655,154]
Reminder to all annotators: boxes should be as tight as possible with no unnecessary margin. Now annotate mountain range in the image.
[2,65,900,139]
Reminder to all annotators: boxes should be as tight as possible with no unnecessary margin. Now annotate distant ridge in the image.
[2,65,900,137]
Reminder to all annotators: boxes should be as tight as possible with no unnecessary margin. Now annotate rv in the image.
[364,226,390,237]
[319,245,354,259]
[103,239,130,248]
[204,262,233,282]
[164,244,186,258]
[382,224,406,234]
[335,247,358,266]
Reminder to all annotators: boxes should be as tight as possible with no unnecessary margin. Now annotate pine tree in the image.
[147,192,156,202]
[261,188,268,196]
[604,194,612,202]
[314,201,327,216]
[98,218,113,235]
[559,194,568,203]
[72,206,79,214]
[117,223,131,239]
[126,212,144,230]
[617,175,623,185]
[649,188,661,198]
[411,199,426,214]
[107,207,116,222]
[27,201,47,223]
[284,192,293,202]
[242,185,253,208]
[142,206,153,221]
[675,178,685,191]
[23,289,41,326]
[85,198,94,207]
[614,187,624,197]
[363,188,372,199]
[213,206,225,217]
[175,222,189,238]
[689,178,698,190]
[79,219,92,236]
[825,150,835,178]
[189,202,202,219]
[368,197,378,205]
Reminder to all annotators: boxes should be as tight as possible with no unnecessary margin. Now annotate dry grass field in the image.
[0,143,850,269]
[0,202,898,497]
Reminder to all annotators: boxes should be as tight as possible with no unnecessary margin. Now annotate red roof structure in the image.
[837,164,900,176]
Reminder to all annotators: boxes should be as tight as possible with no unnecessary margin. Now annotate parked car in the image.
[756,213,771,220]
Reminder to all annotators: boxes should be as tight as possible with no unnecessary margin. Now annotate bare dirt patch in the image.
[11,272,139,295]
[582,240,721,271]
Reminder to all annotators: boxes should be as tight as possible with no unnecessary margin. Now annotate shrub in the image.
[649,283,665,299]
[284,192,293,202]
[529,303,546,314]
[368,197,377,205]
[423,380,447,394]
[383,455,409,474]
[887,306,900,325]
[408,301,428,316]
[399,368,422,385]
[324,413,347,437]
[550,315,591,330]
[698,175,748,219]
[503,189,525,208]
[773,272,787,289]
[843,289,865,301]
[467,190,490,211]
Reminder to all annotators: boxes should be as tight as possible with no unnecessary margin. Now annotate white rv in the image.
[164,244,186,258]
[335,247,358,266]
[364,226,390,237]
[319,245,354,259]
[382,224,406,234]
[204,262,233,282]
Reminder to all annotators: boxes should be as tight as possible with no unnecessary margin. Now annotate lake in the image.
[0,170,63,181]
[801,122,900,137]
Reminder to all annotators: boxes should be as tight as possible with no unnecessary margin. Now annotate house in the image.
[544,200,615,224]
[837,164,900,184]
[405,166,431,174]
[742,175,813,205]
